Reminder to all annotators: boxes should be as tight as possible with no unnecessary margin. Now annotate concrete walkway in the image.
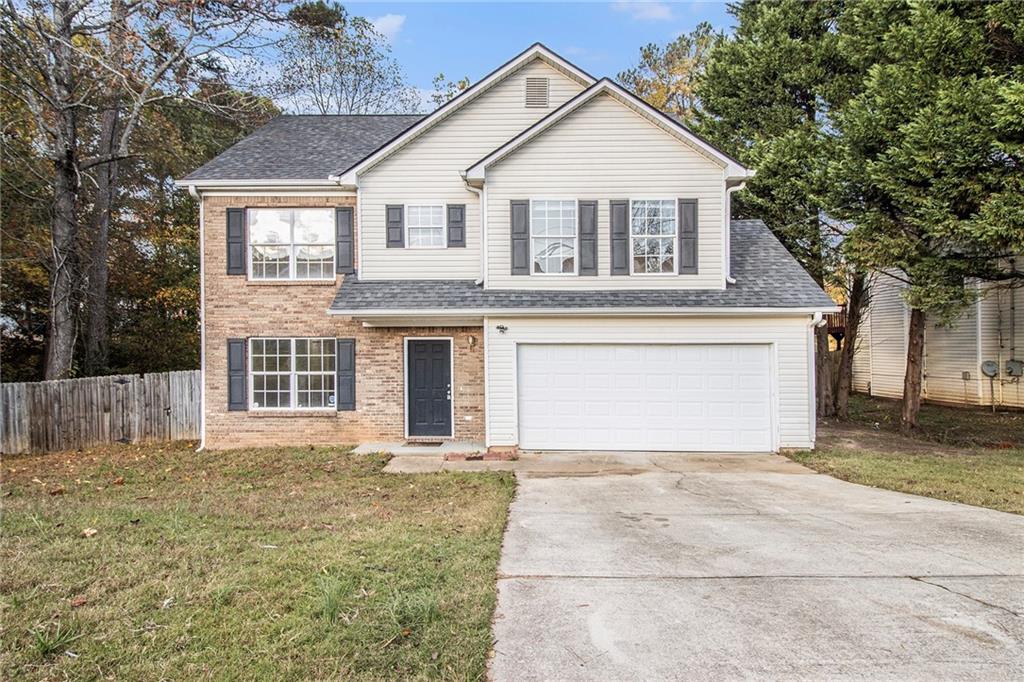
[489,455,1024,681]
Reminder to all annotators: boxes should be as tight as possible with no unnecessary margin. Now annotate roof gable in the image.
[330,44,596,185]
[465,79,752,182]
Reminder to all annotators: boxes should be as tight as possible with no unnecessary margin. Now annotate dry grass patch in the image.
[1,442,515,680]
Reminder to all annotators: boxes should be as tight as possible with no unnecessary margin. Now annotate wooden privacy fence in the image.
[1,370,200,455]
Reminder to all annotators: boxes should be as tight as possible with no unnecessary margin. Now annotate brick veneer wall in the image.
[202,194,485,449]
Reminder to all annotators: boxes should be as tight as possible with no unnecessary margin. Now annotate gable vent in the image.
[524,77,550,108]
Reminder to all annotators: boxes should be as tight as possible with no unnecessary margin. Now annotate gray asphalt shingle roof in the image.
[181,115,423,181]
[330,220,835,312]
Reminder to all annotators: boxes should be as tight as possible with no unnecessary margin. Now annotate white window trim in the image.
[404,202,448,250]
[628,198,678,277]
[248,337,337,411]
[244,206,333,280]
[246,208,336,282]
[529,198,579,277]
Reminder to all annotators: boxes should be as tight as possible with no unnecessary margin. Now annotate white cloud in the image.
[610,1,674,21]
[372,14,406,42]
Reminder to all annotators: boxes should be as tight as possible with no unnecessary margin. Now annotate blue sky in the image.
[346,1,736,94]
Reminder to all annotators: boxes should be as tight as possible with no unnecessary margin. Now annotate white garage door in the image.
[517,344,774,452]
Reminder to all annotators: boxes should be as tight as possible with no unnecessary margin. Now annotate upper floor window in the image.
[250,337,336,409]
[630,199,676,274]
[531,200,576,275]
[406,204,446,248]
[248,208,334,280]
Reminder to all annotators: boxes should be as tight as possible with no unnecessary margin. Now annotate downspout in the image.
[189,184,206,452]
[462,174,485,286]
[725,180,746,285]
[808,311,826,446]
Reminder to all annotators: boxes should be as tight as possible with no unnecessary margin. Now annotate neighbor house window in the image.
[406,204,446,248]
[630,199,676,274]
[248,208,334,280]
[249,338,336,409]
[531,200,576,274]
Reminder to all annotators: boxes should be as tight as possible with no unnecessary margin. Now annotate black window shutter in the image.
[578,200,598,276]
[609,200,629,275]
[336,339,355,411]
[386,205,404,248]
[510,200,530,275]
[336,207,355,274]
[227,338,247,411]
[226,208,246,275]
[447,204,466,247]
[679,199,698,275]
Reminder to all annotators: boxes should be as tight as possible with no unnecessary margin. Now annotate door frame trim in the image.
[403,336,455,439]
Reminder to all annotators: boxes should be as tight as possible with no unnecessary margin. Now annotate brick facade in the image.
[202,194,485,449]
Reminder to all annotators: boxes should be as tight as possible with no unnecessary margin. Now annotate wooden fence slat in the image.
[0,370,200,454]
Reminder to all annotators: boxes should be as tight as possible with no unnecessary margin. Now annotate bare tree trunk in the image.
[83,0,127,376]
[83,108,119,375]
[45,153,79,380]
[900,307,926,432]
[834,273,867,419]
[44,2,81,380]
[815,325,834,417]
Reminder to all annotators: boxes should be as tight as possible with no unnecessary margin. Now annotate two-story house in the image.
[177,44,836,456]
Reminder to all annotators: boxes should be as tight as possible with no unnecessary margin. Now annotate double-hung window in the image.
[630,199,677,274]
[531,200,576,274]
[406,204,446,248]
[249,338,336,409]
[248,208,334,280]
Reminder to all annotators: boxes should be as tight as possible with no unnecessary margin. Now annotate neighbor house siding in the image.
[485,94,726,290]
[483,316,815,451]
[357,59,586,280]
[201,194,485,449]
[852,275,1024,408]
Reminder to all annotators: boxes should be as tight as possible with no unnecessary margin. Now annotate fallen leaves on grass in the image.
[80,528,98,538]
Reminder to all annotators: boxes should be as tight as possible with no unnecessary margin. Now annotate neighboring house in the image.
[853,274,1023,408]
[176,44,836,456]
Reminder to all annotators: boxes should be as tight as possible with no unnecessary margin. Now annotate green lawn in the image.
[797,395,1024,514]
[790,446,1024,514]
[1,443,515,680]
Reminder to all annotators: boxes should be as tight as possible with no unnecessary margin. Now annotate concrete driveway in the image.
[490,454,1024,681]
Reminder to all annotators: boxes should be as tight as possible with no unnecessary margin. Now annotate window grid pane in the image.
[248,208,335,280]
[250,337,336,410]
[630,200,677,273]
[406,204,445,247]
[531,200,576,274]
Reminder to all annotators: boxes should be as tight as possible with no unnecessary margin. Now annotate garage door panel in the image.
[517,343,773,452]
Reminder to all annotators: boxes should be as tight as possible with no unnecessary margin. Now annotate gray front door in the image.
[407,340,452,437]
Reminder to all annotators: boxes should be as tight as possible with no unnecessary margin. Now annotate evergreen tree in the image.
[696,0,860,416]
[831,0,1024,429]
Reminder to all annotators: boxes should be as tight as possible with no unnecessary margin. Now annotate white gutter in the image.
[189,184,207,452]
[725,180,747,284]
[328,305,840,318]
[462,176,485,285]
[173,178,343,189]
[807,311,825,445]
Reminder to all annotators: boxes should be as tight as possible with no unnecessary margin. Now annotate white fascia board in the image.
[328,306,841,318]
[329,44,597,187]
[173,178,343,190]
[465,79,754,182]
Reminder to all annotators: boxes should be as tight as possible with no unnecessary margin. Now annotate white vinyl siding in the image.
[852,276,1024,408]
[484,316,815,450]
[358,59,586,280]
[486,94,725,290]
